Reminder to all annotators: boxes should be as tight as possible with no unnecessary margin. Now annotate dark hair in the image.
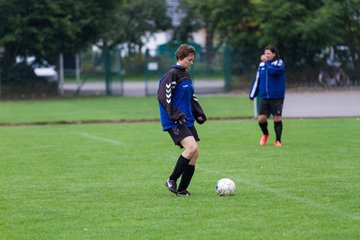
[265,45,280,60]
[175,44,196,60]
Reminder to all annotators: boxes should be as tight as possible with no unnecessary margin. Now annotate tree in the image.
[187,0,259,71]
[96,0,171,53]
[87,0,171,96]
[0,0,118,77]
[335,0,360,77]
[187,0,359,83]
[169,1,201,43]
[185,0,226,71]
[253,0,360,81]
[186,0,220,48]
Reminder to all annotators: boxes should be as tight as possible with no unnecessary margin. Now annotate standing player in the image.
[249,45,286,147]
[157,44,207,196]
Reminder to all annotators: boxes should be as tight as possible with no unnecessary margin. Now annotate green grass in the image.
[0,98,359,239]
[0,96,253,124]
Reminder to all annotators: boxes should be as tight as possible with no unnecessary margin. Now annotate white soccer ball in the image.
[216,178,236,196]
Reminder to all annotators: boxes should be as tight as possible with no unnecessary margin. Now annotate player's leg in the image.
[180,135,199,164]
[274,115,283,146]
[258,99,270,146]
[273,99,284,146]
[178,127,200,196]
[166,154,189,194]
[166,125,196,194]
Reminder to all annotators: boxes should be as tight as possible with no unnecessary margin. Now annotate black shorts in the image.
[259,98,284,116]
[167,125,200,148]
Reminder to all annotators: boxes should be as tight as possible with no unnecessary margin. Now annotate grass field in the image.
[0,97,359,239]
[0,96,252,124]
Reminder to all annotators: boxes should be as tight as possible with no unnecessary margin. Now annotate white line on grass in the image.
[78,132,124,145]
[202,168,360,221]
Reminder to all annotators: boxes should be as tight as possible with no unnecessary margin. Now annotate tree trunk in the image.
[2,43,18,76]
[205,26,214,73]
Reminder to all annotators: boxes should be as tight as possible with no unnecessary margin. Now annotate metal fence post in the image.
[75,53,81,89]
[224,46,232,92]
[144,49,149,96]
[104,49,112,96]
[59,53,64,96]
[115,49,124,96]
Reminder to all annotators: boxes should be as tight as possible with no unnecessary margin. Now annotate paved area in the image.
[283,90,360,118]
[64,81,360,118]
[63,80,225,96]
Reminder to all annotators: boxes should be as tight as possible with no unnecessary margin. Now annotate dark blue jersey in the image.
[249,59,286,100]
[157,64,206,131]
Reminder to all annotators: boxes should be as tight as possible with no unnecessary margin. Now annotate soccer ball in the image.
[216,178,236,196]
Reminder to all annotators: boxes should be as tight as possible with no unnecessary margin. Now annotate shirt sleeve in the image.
[157,70,185,122]
[266,59,285,76]
[249,63,263,100]
[191,94,207,124]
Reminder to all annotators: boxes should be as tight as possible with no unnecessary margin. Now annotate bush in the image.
[1,63,58,99]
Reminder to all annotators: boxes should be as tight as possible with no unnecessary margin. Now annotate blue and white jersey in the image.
[157,64,206,131]
[249,59,286,99]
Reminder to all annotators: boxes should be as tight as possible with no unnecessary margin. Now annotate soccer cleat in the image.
[260,134,269,146]
[274,140,282,147]
[165,179,177,194]
[176,190,191,196]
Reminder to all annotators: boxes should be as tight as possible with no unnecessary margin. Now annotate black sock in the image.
[178,164,195,192]
[169,155,189,182]
[274,121,283,142]
[259,121,269,135]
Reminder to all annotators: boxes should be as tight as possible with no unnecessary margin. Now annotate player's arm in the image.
[191,94,207,124]
[249,63,262,100]
[157,71,185,122]
[266,59,285,76]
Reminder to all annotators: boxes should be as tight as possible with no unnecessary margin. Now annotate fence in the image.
[64,47,360,97]
[0,45,359,99]
[62,44,232,96]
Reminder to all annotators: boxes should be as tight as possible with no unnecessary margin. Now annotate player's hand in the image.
[261,54,267,62]
[177,117,186,124]
[196,115,207,124]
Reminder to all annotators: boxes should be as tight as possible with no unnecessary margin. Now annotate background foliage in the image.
[187,0,360,82]
[0,0,359,96]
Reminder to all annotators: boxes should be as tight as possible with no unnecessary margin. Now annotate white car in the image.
[32,62,58,82]
[16,56,59,82]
